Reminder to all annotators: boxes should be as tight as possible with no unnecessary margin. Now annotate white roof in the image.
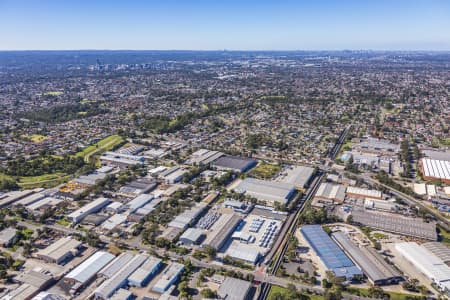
[422,158,450,180]
[226,245,260,264]
[346,186,382,199]
[65,251,115,284]
[413,183,427,195]
[101,214,127,230]
[396,242,450,283]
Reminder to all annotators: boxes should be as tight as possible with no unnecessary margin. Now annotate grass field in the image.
[346,287,423,300]
[268,285,322,300]
[44,91,63,96]
[250,162,281,179]
[18,173,71,189]
[22,134,48,143]
[75,134,124,163]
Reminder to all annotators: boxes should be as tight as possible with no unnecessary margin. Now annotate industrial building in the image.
[314,183,346,205]
[128,256,162,287]
[110,289,133,300]
[119,178,157,195]
[351,138,400,155]
[423,242,450,265]
[26,197,63,214]
[420,158,450,184]
[152,262,184,293]
[68,197,110,224]
[179,228,204,245]
[351,210,437,240]
[332,232,402,285]
[36,237,82,264]
[14,192,46,207]
[234,178,295,206]
[217,277,252,300]
[187,149,224,165]
[203,213,242,250]
[124,194,154,213]
[276,165,315,189]
[225,244,260,265]
[101,214,127,231]
[64,251,115,292]
[301,225,362,280]
[0,227,17,247]
[211,155,257,173]
[346,186,382,200]
[100,151,145,168]
[99,252,135,278]
[396,242,450,293]
[0,189,35,208]
[94,254,149,299]
[168,202,207,229]
[158,166,188,184]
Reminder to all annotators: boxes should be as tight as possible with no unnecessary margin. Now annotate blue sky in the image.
[1,0,450,50]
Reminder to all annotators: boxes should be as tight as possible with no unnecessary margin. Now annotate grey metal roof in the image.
[276,165,315,188]
[65,251,115,284]
[99,252,135,278]
[211,155,257,172]
[218,277,251,300]
[351,209,437,240]
[332,231,401,284]
[423,242,450,263]
[234,178,294,205]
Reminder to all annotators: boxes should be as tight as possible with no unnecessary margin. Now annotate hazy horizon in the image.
[1,0,450,51]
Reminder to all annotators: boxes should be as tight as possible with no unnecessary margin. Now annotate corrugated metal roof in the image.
[65,251,115,284]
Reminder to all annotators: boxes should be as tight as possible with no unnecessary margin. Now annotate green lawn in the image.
[18,173,71,189]
[75,134,124,163]
[250,162,281,179]
[44,91,63,96]
[346,287,423,300]
[268,285,322,300]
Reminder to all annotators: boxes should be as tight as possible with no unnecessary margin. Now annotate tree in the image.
[200,288,217,298]
[367,285,385,299]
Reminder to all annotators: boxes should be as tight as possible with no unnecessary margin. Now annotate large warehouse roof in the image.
[332,231,402,285]
[65,251,115,284]
[99,252,135,278]
[396,242,450,290]
[218,277,252,300]
[37,237,82,263]
[351,210,437,240]
[211,155,257,173]
[421,158,450,181]
[423,242,450,264]
[276,165,315,189]
[234,178,295,205]
[301,225,362,279]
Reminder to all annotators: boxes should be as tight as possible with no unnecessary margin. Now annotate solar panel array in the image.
[301,225,362,278]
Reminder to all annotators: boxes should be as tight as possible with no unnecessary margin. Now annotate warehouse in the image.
[99,252,135,278]
[68,197,110,224]
[110,289,133,300]
[225,244,260,265]
[0,227,17,247]
[187,149,224,165]
[94,253,149,299]
[218,277,252,300]
[203,213,242,250]
[101,214,127,231]
[100,151,145,168]
[352,138,400,155]
[420,158,450,184]
[0,189,35,208]
[276,165,315,189]
[314,183,346,204]
[423,242,450,265]
[152,262,184,293]
[37,237,82,264]
[396,242,450,293]
[301,225,362,280]
[14,192,46,207]
[179,228,204,245]
[64,251,115,291]
[363,199,398,212]
[168,202,207,229]
[119,178,157,195]
[351,209,437,240]
[128,256,162,287]
[332,231,402,285]
[124,194,154,213]
[346,186,382,200]
[26,197,63,214]
[211,155,257,173]
[234,178,295,206]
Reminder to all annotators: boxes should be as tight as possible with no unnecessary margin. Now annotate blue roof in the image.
[301,225,362,279]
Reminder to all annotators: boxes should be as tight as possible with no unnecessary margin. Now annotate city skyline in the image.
[1,0,450,51]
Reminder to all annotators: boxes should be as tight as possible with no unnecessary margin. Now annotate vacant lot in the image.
[75,134,124,163]
[250,162,281,179]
